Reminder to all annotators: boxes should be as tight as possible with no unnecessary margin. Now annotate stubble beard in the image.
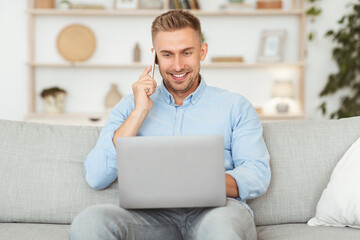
[161,70,199,94]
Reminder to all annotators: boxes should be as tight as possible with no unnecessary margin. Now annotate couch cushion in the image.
[0,223,70,240]
[257,224,360,240]
[0,120,119,224]
[248,116,360,226]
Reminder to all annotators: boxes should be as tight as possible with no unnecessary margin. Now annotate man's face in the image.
[153,27,208,98]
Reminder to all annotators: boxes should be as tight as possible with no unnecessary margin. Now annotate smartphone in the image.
[152,51,157,79]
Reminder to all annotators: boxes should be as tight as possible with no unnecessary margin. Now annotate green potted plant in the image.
[319,1,360,119]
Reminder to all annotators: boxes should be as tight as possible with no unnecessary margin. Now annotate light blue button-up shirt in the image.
[84,77,271,213]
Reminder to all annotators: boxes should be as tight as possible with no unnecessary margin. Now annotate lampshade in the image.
[271,80,295,98]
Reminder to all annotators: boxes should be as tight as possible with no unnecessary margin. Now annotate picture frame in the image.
[257,30,286,62]
[114,0,139,9]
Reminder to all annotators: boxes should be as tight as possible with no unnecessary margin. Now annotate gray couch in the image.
[1,117,360,240]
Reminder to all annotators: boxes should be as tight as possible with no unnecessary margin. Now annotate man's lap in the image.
[70,198,256,240]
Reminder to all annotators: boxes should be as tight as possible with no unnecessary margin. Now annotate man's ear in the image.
[200,43,208,61]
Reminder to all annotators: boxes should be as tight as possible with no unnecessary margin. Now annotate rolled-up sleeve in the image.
[84,95,134,189]
[226,97,271,201]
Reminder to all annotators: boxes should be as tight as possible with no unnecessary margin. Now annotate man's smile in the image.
[169,72,190,81]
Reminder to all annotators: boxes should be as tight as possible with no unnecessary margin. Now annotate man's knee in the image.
[195,215,256,240]
[70,204,127,240]
[192,201,257,240]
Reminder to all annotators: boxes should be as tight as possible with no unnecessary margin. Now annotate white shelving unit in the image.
[26,0,307,125]
[28,62,305,68]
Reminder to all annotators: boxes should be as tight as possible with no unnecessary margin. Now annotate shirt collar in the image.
[160,75,207,106]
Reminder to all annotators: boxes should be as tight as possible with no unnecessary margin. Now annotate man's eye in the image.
[164,54,171,57]
[184,52,191,56]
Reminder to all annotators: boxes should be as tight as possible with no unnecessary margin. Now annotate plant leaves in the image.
[318,102,327,115]
[320,1,360,119]
[307,6,322,16]
[325,30,334,37]
[308,32,314,41]
[338,16,345,24]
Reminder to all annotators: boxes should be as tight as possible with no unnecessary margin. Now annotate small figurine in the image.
[133,42,141,62]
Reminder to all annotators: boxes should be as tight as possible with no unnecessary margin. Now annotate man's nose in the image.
[173,55,184,72]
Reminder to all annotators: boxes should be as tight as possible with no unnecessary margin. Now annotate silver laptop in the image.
[115,135,226,209]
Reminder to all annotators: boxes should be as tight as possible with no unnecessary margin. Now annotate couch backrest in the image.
[0,119,119,224]
[248,116,360,226]
[1,117,360,225]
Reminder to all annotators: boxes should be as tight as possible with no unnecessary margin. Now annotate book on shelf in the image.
[170,0,200,10]
[182,0,190,9]
[188,0,197,10]
[173,0,180,9]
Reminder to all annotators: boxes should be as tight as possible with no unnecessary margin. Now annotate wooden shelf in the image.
[27,9,165,16]
[27,9,306,17]
[24,113,108,126]
[260,113,307,121]
[29,62,149,68]
[24,112,306,125]
[28,62,305,69]
[27,0,307,120]
[204,62,305,68]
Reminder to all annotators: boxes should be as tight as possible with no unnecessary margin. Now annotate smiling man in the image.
[70,10,270,240]
[155,27,205,104]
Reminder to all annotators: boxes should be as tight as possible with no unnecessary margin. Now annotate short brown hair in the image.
[151,10,202,45]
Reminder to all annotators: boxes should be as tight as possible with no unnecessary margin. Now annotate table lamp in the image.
[271,80,295,113]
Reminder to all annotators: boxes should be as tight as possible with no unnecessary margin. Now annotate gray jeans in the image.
[69,198,257,240]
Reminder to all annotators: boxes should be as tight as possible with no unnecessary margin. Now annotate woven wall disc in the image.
[57,24,96,62]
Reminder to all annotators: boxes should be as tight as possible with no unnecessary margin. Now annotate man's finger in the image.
[146,87,156,96]
[140,65,152,78]
[140,82,156,96]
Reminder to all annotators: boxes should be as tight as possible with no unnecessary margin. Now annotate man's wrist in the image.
[133,106,150,115]
[225,174,239,198]
[112,109,149,145]
[131,108,150,122]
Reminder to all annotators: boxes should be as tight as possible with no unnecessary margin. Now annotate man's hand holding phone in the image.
[132,65,157,115]
[112,53,157,143]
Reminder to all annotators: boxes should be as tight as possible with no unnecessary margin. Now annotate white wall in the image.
[0,1,27,121]
[0,0,357,121]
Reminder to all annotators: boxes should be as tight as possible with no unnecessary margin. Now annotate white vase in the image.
[105,84,122,110]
